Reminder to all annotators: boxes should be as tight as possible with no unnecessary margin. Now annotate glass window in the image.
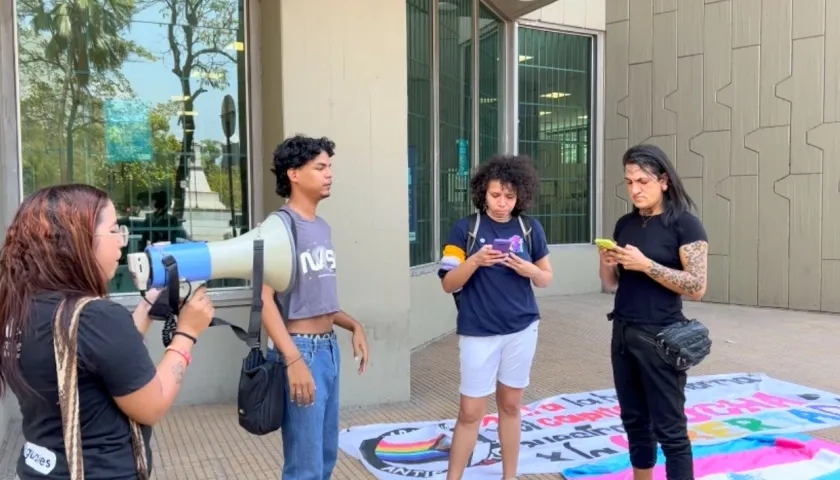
[438,0,474,246]
[518,28,593,244]
[478,4,504,164]
[407,0,435,266]
[16,0,250,294]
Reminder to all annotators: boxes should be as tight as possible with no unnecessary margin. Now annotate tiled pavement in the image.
[1,293,839,479]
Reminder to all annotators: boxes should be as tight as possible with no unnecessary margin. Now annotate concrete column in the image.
[0,0,23,443]
[259,0,412,406]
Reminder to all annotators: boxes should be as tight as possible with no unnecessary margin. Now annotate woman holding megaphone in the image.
[0,184,216,480]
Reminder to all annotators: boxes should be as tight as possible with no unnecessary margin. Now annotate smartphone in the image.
[492,238,512,252]
[594,238,618,250]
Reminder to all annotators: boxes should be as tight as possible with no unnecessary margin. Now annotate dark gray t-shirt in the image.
[278,206,340,321]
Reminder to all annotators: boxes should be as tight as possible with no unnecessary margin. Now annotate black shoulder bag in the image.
[238,207,298,434]
[236,238,287,435]
[147,212,295,436]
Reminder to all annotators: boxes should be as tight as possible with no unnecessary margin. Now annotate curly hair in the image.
[271,134,336,198]
[470,154,540,216]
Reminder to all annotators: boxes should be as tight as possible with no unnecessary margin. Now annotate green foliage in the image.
[206,165,243,210]
[17,0,242,211]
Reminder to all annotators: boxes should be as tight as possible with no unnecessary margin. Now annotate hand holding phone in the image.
[595,238,619,267]
[594,238,617,250]
[471,245,507,267]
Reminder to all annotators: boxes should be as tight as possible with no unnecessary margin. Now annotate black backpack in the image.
[451,213,533,311]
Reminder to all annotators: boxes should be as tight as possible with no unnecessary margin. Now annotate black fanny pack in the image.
[654,319,712,371]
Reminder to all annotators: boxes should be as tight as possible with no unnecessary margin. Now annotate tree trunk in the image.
[65,97,80,183]
[171,79,196,220]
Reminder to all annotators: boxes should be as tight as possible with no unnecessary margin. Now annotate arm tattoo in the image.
[171,361,186,385]
[648,240,708,296]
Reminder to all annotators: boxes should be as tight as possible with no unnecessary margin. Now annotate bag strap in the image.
[246,238,265,349]
[465,213,480,255]
[54,296,150,480]
[466,213,531,256]
[154,258,251,345]
[517,214,533,256]
[275,208,298,319]
[150,210,294,347]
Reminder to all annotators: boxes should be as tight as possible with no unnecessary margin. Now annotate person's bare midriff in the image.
[286,313,335,334]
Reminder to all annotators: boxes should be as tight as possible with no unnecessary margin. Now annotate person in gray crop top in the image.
[261,134,370,480]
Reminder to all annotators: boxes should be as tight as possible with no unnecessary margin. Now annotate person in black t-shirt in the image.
[0,184,216,480]
[598,145,709,480]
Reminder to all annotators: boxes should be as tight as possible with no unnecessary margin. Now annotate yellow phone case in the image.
[594,238,618,250]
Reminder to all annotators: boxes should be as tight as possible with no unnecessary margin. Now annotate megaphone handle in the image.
[161,255,182,347]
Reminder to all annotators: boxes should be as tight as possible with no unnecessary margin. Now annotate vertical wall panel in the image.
[604,0,840,312]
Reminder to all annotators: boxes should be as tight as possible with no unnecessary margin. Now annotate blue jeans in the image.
[267,332,341,480]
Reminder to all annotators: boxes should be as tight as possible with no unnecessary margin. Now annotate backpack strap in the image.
[465,213,481,256]
[517,214,533,256]
[452,213,480,313]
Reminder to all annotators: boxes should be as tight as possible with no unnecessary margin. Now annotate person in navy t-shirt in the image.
[437,155,553,480]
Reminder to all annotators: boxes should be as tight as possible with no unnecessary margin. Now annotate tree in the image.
[17,0,241,219]
[150,0,238,219]
[21,0,152,182]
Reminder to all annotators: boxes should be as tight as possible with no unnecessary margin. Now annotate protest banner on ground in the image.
[338,373,840,479]
[562,433,840,479]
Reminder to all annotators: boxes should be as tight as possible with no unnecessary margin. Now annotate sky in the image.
[119,1,243,146]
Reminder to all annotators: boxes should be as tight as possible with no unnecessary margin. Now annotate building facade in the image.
[604,0,840,312]
[0,0,606,441]
[3,0,832,449]
[4,0,834,448]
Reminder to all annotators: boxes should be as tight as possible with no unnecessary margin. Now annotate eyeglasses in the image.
[95,224,130,247]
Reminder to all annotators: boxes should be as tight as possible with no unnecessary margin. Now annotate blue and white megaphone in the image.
[126,212,295,294]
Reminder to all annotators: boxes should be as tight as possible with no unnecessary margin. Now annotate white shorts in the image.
[458,320,540,398]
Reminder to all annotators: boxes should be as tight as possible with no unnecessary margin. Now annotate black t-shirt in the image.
[14,292,157,479]
[612,210,708,325]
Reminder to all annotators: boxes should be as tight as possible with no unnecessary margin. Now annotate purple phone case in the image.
[492,239,511,251]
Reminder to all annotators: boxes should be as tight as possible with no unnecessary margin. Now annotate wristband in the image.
[173,331,197,344]
[166,346,192,367]
[285,355,303,368]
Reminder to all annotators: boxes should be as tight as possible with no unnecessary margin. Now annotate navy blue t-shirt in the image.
[612,210,708,325]
[438,214,550,337]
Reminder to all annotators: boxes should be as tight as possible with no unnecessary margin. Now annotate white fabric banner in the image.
[338,373,840,479]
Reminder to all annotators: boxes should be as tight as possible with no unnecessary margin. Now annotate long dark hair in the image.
[0,184,111,397]
[622,144,697,226]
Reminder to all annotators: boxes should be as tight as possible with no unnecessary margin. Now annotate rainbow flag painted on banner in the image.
[562,434,840,480]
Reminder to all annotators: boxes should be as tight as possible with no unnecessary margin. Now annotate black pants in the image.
[611,320,693,480]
